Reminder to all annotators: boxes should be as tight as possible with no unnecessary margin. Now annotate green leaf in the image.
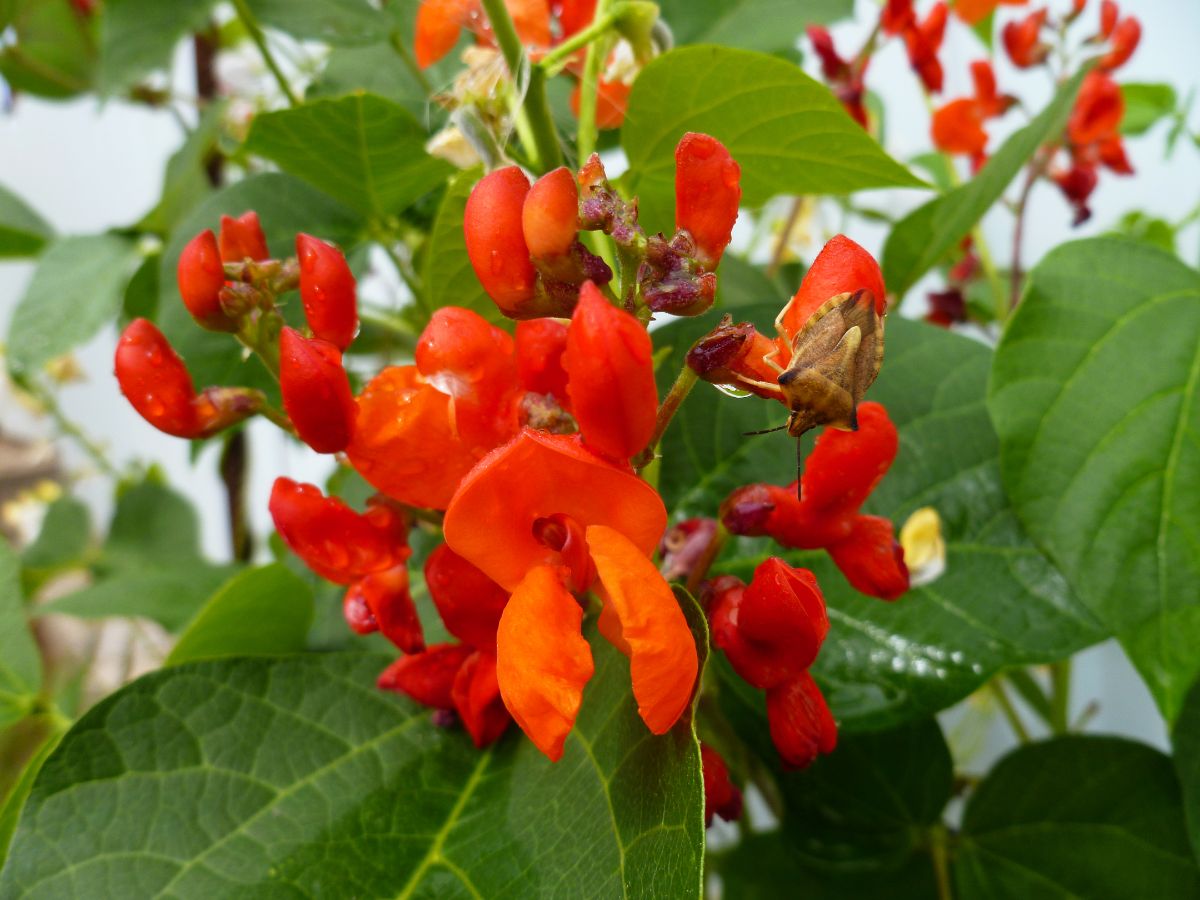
[714,255,788,310]
[244,93,454,221]
[138,101,225,236]
[155,172,362,393]
[655,309,1101,729]
[989,238,1200,720]
[99,0,214,94]
[166,565,314,666]
[0,0,95,99]
[621,46,925,235]
[0,182,53,258]
[0,542,40,730]
[21,497,90,585]
[1,637,704,896]
[420,166,507,326]
[1121,82,1178,136]
[246,0,389,46]
[882,68,1087,299]
[656,0,852,54]
[1173,677,1200,864]
[42,479,236,632]
[6,234,141,377]
[957,736,1200,898]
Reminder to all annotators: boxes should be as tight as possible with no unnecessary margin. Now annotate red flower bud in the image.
[464,167,539,316]
[827,515,909,601]
[177,230,235,332]
[516,318,571,407]
[218,211,269,263]
[279,327,356,454]
[766,671,837,769]
[563,281,657,460]
[115,318,258,438]
[1100,16,1140,71]
[296,233,358,350]
[675,133,741,269]
[452,651,510,747]
[345,564,424,653]
[779,235,887,341]
[700,744,743,826]
[425,543,510,650]
[378,643,474,708]
[268,477,409,584]
[1003,9,1050,69]
[523,167,579,260]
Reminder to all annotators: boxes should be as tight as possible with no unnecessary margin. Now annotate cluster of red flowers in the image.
[114,132,910,814]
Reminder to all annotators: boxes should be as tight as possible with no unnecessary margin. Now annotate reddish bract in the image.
[218,211,269,263]
[296,234,358,350]
[177,230,234,332]
[279,327,356,454]
[563,281,657,461]
[675,133,742,268]
[268,477,409,584]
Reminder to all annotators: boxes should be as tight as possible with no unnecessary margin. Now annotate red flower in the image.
[953,0,1027,25]
[1003,8,1050,69]
[700,744,743,826]
[563,281,657,461]
[1100,14,1140,71]
[279,327,356,454]
[904,2,948,94]
[443,429,697,760]
[1053,70,1132,224]
[115,318,259,439]
[515,317,571,407]
[807,27,869,128]
[177,230,234,332]
[721,402,910,601]
[414,0,551,68]
[931,61,1014,165]
[296,234,358,351]
[217,211,269,263]
[767,671,838,770]
[425,543,510,650]
[675,133,742,269]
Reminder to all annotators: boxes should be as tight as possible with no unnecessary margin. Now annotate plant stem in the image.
[766,197,804,279]
[388,29,433,97]
[219,431,253,562]
[1049,659,1072,734]
[538,10,619,71]
[929,824,954,900]
[990,678,1031,743]
[479,0,563,172]
[1009,155,1047,310]
[17,375,120,479]
[230,0,300,107]
[576,0,612,166]
[634,364,698,471]
[973,225,1007,325]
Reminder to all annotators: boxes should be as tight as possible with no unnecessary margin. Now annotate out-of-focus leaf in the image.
[98,0,214,94]
[246,0,389,46]
[0,0,96,99]
[139,101,225,235]
[657,0,852,55]
[1121,82,1177,136]
[21,497,89,575]
[1174,677,1200,863]
[0,183,54,258]
[0,542,40,730]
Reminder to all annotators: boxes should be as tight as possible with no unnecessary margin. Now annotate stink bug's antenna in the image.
[743,422,788,436]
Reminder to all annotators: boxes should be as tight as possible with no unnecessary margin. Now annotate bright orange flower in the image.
[444,429,696,760]
[414,0,551,69]
[932,98,988,159]
[954,0,1027,25]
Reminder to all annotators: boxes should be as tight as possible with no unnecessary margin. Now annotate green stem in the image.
[973,225,1007,324]
[479,0,563,172]
[16,375,120,479]
[634,364,698,472]
[388,29,434,96]
[230,0,300,107]
[576,0,613,166]
[929,824,954,900]
[538,10,619,71]
[990,679,1031,744]
[1049,659,1072,735]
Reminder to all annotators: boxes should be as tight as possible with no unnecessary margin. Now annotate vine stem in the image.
[634,364,698,472]
[930,824,954,900]
[1049,659,1072,734]
[537,9,619,71]
[1009,153,1049,310]
[575,0,612,166]
[479,0,563,172]
[990,679,1032,743]
[230,0,300,107]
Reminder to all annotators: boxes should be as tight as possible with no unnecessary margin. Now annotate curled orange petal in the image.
[779,235,886,342]
[586,525,698,734]
[496,565,594,760]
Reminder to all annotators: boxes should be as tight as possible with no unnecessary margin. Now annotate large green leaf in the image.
[957,736,1200,898]
[0,182,53,258]
[0,0,96,98]
[21,497,89,574]
[657,0,851,55]
[246,0,389,46]
[989,238,1200,720]
[98,0,214,94]
[717,718,948,897]
[166,565,314,666]
[6,234,141,377]
[621,46,924,235]
[156,172,362,393]
[244,94,453,221]
[1174,677,1200,864]
[1,634,705,896]
[1121,82,1177,136]
[654,309,1102,729]
[882,68,1086,299]
[0,542,40,730]
[41,479,236,632]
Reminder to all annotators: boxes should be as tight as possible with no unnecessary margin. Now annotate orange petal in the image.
[415,0,471,69]
[496,565,594,760]
[586,525,698,734]
[931,97,988,158]
[444,429,667,590]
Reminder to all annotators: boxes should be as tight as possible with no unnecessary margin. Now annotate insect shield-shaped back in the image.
[778,289,883,439]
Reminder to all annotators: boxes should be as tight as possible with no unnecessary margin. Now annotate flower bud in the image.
[279,327,356,454]
[766,671,837,769]
[296,233,358,350]
[1100,16,1140,71]
[218,211,269,263]
[1002,9,1050,69]
[177,230,235,332]
[268,477,409,584]
[464,167,539,316]
[523,167,579,260]
[378,643,474,708]
[425,543,510,650]
[563,281,657,460]
[700,744,743,826]
[675,133,741,269]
